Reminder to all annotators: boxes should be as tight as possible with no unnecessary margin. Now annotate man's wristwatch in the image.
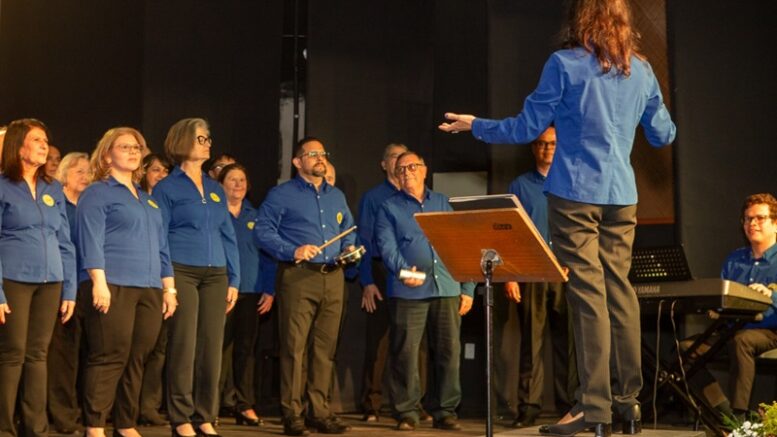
[163,287,178,295]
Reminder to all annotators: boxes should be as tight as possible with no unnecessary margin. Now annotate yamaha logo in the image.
[492,223,512,231]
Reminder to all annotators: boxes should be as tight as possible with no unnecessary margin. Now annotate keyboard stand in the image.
[640,311,752,437]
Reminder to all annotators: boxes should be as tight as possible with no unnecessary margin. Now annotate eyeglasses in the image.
[300,151,330,159]
[196,135,213,145]
[114,143,144,154]
[396,163,425,175]
[742,214,772,225]
[535,140,556,148]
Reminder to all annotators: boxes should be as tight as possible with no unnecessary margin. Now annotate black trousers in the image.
[139,320,167,418]
[388,297,461,423]
[0,280,61,437]
[166,264,228,425]
[221,293,261,412]
[360,260,428,414]
[82,282,162,427]
[548,195,641,423]
[517,282,578,411]
[47,296,87,429]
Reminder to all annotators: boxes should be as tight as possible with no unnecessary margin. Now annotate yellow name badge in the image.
[209,192,221,202]
[42,194,55,207]
[247,221,255,230]
[336,211,343,224]
[147,199,159,209]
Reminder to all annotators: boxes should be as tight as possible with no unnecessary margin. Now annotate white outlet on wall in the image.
[464,343,475,360]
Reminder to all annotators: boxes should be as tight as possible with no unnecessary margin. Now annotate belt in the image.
[295,261,342,275]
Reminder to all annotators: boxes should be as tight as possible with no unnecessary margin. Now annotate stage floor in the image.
[50,414,711,437]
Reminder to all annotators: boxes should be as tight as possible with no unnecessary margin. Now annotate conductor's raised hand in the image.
[294,244,321,262]
[438,113,476,134]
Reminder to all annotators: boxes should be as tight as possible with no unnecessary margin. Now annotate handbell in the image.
[335,245,366,266]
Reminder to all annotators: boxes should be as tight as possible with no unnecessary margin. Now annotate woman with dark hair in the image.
[0,118,76,437]
[217,163,274,426]
[153,118,239,437]
[77,127,177,437]
[141,153,171,194]
[137,152,173,426]
[440,0,676,436]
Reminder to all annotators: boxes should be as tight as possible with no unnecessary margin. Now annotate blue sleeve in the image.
[374,204,409,276]
[340,200,357,248]
[461,282,477,297]
[0,194,6,304]
[507,179,519,197]
[254,190,297,262]
[357,194,376,286]
[220,211,241,288]
[639,65,677,147]
[76,189,107,275]
[154,183,173,237]
[157,208,173,279]
[56,189,77,300]
[472,55,563,145]
[259,251,277,296]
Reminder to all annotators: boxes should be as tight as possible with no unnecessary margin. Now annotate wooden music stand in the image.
[415,204,567,437]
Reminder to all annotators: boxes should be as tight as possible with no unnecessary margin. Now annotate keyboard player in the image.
[684,193,777,418]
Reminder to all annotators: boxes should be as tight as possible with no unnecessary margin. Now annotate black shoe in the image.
[433,416,462,431]
[284,416,310,436]
[621,404,641,435]
[396,418,416,431]
[195,425,219,437]
[171,424,197,437]
[361,410,379,422]
[234,410,263,426]
[539,416,612,437]
[307,416,348,434]
[512,404,541,428]
[330,416,352,432]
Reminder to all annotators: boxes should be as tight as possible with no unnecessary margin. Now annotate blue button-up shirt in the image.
[232,199,275,295]
[508,170,549,244]
[255,176,356,264]
[76,177,173,288]
[721,244,777,329]
[472,48,677,206]
[357,179,401,286]
[153,166,240,288]
[0,176,76,303]
[65,199,77,242]
[375,188,475,300]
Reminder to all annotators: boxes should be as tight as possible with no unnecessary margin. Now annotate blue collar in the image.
[399,186,431,203]
[292,174,332,194]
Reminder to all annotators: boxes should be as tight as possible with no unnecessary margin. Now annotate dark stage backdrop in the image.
[3,0,777,417]
[306,0,489,413]
[670,0,777,277]
[0,0,283,205]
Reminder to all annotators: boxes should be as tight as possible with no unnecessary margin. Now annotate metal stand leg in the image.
[480,249,501,437]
